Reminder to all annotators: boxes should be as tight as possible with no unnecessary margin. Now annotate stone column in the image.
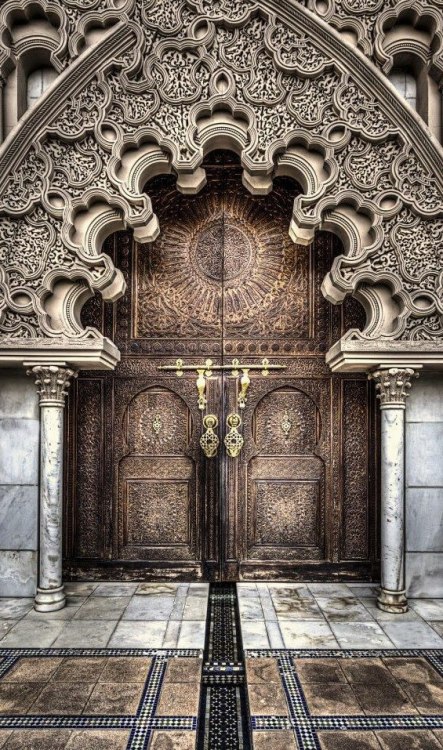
[371,367,418,614]
[28,365,77,612]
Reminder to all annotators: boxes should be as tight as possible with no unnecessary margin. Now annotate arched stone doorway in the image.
[64,153,379,582]
[0,0,441,613]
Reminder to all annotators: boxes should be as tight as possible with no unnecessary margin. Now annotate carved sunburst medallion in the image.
[135,172,310,341]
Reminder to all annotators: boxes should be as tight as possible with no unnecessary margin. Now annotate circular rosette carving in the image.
[135,180,310,340]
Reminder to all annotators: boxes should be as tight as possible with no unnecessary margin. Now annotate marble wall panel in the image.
[405,376,443,598]
[0,372,39,596]
[406,488,443,552]
[406,553,443,598]
[406,376,443,423]
[0,371,39,420]
[406,423,443,487]
[0,485,38,550]
[0,418,39,485]
[0,550,37,597]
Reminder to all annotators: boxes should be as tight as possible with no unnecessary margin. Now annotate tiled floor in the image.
[246,649,443,749]
[238,583,443,649]
[1,583,443,749]
[0,583,209,649]
[0,649,202,749]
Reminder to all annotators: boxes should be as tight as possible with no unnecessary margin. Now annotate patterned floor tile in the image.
[0,648,201,750]
[52,620,117,648]
[148,730,196,749]
[246,648,443,750]
[252,729,298,749]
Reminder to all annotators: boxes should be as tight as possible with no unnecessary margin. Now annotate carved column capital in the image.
[28,365,77,407]
[370,367,419,409]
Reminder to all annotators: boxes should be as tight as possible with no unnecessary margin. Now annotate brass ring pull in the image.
[224,413,244,458]
[200,414,219,458]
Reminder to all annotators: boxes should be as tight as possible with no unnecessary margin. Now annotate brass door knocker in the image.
[200,414,219,458]
[224,413,244,458]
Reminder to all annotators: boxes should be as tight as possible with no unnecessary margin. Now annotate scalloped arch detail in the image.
[0,0,442,345]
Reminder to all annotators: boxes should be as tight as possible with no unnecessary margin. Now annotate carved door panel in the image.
[65,153,378,582]
[246,387,325,563]
[117,387,197,562]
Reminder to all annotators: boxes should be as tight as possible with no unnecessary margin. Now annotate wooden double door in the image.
[64,154,379,581]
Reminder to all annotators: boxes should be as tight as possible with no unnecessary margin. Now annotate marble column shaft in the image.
[28,365,77,612]
[371,367,418,614]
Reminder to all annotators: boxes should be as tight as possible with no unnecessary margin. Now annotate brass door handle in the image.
[224,413,244,458]
[200,414,219,458]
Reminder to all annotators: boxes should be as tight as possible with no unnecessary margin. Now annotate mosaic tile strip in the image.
[278,652,321,750]
[0,648,202,658]
[313,716,443,730]
[197,583,252,750]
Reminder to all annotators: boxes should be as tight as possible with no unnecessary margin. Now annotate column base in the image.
[377,587,408,614]
[34,586,66,613]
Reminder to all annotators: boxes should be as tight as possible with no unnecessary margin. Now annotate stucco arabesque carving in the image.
[0,0,442,361]
[298,0,443,81]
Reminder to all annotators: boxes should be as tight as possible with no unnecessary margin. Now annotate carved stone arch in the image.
[373,1,443,80]
[0,0,442,369]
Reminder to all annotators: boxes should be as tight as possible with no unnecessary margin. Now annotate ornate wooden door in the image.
[64,153,379,582]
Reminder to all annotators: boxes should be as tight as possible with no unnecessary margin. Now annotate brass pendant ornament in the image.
[152,414,162,435]
[224,413,244,458]
[200,414,220,458]
[281,410,292,438]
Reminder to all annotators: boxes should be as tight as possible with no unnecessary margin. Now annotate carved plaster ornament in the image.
[0,0,442,352]
[29,365,77,405]
[371,367,419,406]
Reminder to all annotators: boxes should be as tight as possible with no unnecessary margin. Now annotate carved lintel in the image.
[370,367,418,408]
[28,364,77,407]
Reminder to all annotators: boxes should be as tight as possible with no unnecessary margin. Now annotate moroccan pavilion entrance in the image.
[64,153,379,582]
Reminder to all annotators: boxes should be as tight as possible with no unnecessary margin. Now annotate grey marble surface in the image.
[2,581,443,650]
[380,407,406,598]
[406,488,443,552]
[0,418,39,485]
[0,551,36,596]
[0,582,209,648]
[406,552,443,597]
[0,371,39,420]
[406,422,443,487]
[237,583,443,650]
[0,484,38,550]
[406,376,443,423]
